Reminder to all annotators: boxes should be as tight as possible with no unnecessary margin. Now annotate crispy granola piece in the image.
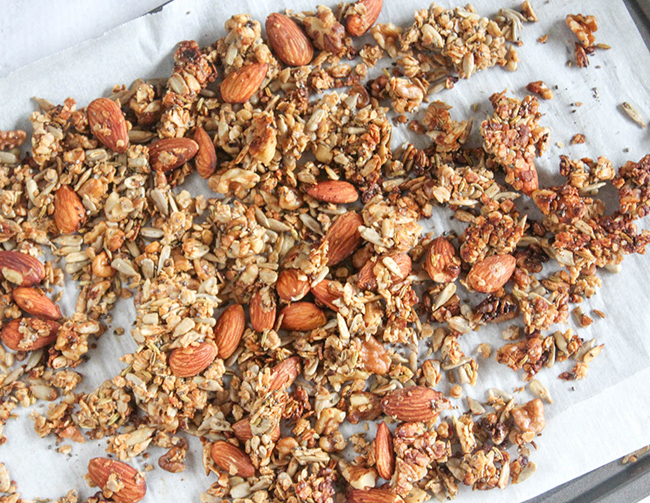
[0,130,27,151]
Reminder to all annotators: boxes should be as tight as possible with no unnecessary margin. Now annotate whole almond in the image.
[357,252,411,291]
[381,386,449,422]
[214,304,246,359]
[425,237,461,283]
[305,180,359,204]
[149,137,199,172]
[88,458,146,503]
[348,489,404,503]
[169,342,217,377]
[280,302,326,331]
[269,356,301,391]
[87,98,130,153]
[194,126,217,179]
[325,211,363,266]
[276,268,311,302]
[54,185,86,235]
[346,0,383,37]
[375,421,395,480]
[1,318,60,351]
[221,63,268,104]
[466,254,517,294]
[0,251,45,286]
[250,289,277,332]
[266,13,314,67]
[311,279,343,311]
[12,287,62,320]
[232,417,281,442]
[210,441,255,477]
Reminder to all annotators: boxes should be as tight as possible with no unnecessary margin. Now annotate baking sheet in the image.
[2,0,650,501]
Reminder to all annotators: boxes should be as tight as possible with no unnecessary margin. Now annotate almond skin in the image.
[348,489,404,503]
[0,251,44,286]
[87,98,129,153]
[266,13,314,67]
[193,126,217,178]
[88,458,146,503]
[214,304,246,359]
[276,268,311,302]
[1,318,60,351]
[232,418,281,442]
[305,180,359,204]
[311,280,343,311]
[346,0,383,37]
[466,254,517,294]
[357,252,412,290]
[381,386,450,422]
[425,237,461,283]
[280,302,326,331]
[149,137,199,172]
[325,211,363,266]
[54,185,86,235]
[168,342,217,377]
[249,289,277,332]
[269,356,301,391]
[221,63,268,104]
[375,421,395,480]
[12,287,62,320]
[210,441,256,477]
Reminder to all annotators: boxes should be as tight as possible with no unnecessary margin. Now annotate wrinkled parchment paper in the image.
[1,0,650,501]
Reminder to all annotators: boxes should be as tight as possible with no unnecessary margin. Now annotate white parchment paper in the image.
[1,0,650,501]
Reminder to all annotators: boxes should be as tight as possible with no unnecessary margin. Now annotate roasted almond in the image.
[269,356,301,391]
[305,180,359,204]
[357,252,411,290]
[325,211,363,266]
[0,250,45,286]
[149,137,199,172]
[88,458,146,503]
[348,489,404,503]
[214,304,246,359]
[87,98,130,153]
[266,13,314,67]
[210,441,256,477]
[249,288,277,332]
[168,342,217,377]
[424,236,461,283]
[374,421,395,480]
[345,0,383,37]
[193,125,217,178]
[276,268,311,302]
[54,185,86,235]
[221,63,268,104]
[466,254,517,294]
[232,417,281,442]
[12,287,62,320]
[1,318,60,351]
[381,386,450,422]
[311,279,343,311]
[279,302,326,331]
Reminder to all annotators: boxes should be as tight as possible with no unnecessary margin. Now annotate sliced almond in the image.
[54,185,86,234]
[325,212,363,266]
[305,180,359,204]
[280,302,326,331]
[466,254,517,293]
[87,458,146,503]
[12,287,62,320]
[168,342,217,377]
[0,250,45,286]
[266,13,314,67]
[220,63,268,104]
[210,441,255,477]
[380,386,450,422]
[214,304,246,359]
[149,137,199,172]
[87,98,130,153]
[374,421,395,480]
[276,268,311,302]
[425,237,461,283]
[193,125,217,178]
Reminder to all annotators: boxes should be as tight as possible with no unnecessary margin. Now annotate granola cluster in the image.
[0,2,645,503]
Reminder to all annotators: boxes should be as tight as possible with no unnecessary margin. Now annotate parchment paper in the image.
[1,0,650,501]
